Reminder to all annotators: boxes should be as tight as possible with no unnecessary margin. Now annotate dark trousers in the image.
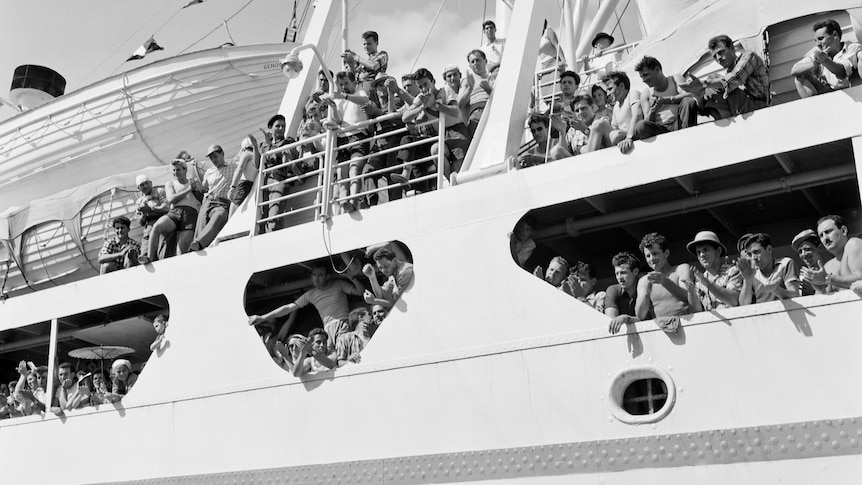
[633,97,699,140]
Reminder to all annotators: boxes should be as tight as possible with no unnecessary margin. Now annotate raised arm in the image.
[248,302,299,327]
[634,276,653,321]
[736,256,756,306]
[165,180,195,205]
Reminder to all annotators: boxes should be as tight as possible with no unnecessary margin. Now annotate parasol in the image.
[69,345,134,360]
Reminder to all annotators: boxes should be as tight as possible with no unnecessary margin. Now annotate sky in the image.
[0,0,641,122]
[0,0,489,121]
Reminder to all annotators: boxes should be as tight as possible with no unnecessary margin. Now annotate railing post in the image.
[436,115,446,190]
[252,148,266,238]
[319,129,338,220]
[45,317,58,413]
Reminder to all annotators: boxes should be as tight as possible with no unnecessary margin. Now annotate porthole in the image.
[608,366,676,424]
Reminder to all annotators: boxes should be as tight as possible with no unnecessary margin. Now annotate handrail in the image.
[253,102,454,231]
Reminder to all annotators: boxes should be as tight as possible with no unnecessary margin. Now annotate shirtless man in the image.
[135,174,171,260]
[800,215,862,291]
[228,134,260,216]
[632,56,696,140]
[635,232,692,320]
[791,19,861,98]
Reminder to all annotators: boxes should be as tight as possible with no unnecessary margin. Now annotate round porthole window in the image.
[608,366,676,424]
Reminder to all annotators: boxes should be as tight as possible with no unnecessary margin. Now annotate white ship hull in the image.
[2,1,862,483]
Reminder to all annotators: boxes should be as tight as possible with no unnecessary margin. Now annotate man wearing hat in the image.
[188,143,236,251]
[97,215,141,274]
[134,173,174,261]
[585,32,617,75]
[479,20,505,72]
[685,230,742,311]
[791,229,831,295]
[260,114,298,232]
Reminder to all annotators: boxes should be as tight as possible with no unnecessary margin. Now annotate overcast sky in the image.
[0,0,640,121]
[0,0,487,119]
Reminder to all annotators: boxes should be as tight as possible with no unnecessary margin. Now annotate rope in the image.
[320,218,353,276]
[83,0,176,85]
[0,259,10,298]
[481,0,488,45]
[610,0,632,45]
[178,0,257,55]
[223,21,238,46]
[410,0,448,72]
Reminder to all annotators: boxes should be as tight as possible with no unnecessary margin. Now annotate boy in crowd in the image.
[563,261,605,312]
[791,229,832,295]
[737,233,800,304]
[607,252,644,334]
[636,232,692,320]
[362,246,414,307]
[98,216,141,274]
[293,328,338,377]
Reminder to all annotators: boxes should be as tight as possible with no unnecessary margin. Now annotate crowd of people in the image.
[0,315,168,419]
[515,214,862,335]
[97,18,861,275]
[247,243,413,376]
[518,19,861,166]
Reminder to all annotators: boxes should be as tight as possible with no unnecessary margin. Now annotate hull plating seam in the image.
[92,416,862,484]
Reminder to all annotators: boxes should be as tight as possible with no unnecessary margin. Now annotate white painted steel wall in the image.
[1,87,862,484]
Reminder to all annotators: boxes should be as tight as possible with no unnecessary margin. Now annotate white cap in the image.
[135,174,150,186]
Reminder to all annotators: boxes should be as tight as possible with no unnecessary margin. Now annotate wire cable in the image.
[82,0,176,86]
[410,0,448,72]
[178,0,257,55]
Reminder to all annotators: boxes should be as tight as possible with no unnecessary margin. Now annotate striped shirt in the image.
[720,50,769,102]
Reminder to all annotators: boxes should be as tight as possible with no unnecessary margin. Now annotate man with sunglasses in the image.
[515,113,571,168]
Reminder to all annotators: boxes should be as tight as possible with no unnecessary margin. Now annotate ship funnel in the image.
[9,65,66,109]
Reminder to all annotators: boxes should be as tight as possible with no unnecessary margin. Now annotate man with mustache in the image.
[800,215,862,291]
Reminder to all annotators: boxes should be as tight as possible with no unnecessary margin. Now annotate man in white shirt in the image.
[792,19,861,98]
[479,20,505,73]
[584,71,642,154]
